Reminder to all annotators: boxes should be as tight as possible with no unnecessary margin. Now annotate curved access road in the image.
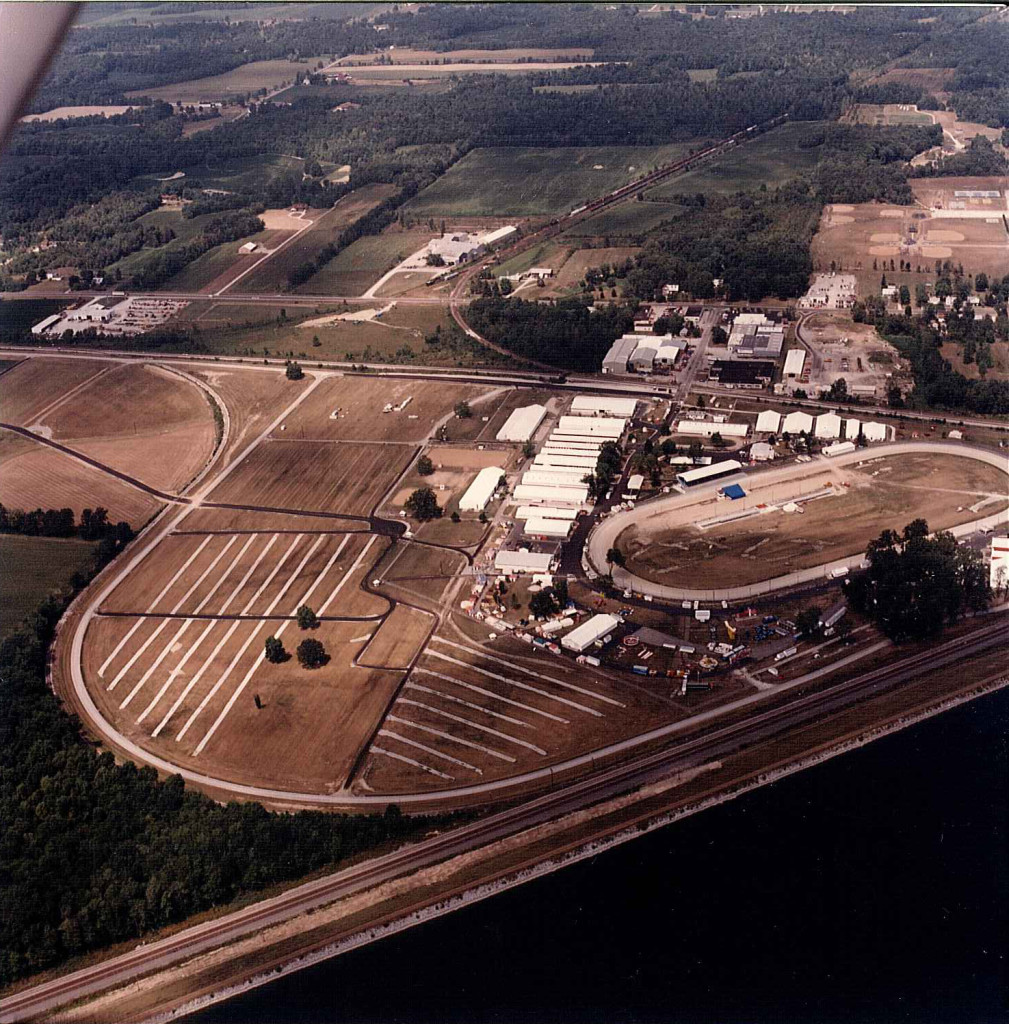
[586,441,1009,603]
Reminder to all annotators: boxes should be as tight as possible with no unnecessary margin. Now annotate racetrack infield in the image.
[618,453,1009,590]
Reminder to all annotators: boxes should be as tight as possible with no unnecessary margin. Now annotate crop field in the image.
[335,47,596,65]
[132,155,306,196]
[618,453,1009,590]
[359,629,673,793]
[811,198,1009,286]
[564,198,684,239]
[208,439,413,518]
[0,430,165,526]
[296,228,434,296]
[125,58,327,105]
[233,185,398,294]
[645,122,826,199]
[404,144,701,217]
[0,535,95,639]
[276,376,493,443]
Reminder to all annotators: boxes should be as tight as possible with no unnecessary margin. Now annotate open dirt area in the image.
[21,105,133,121]
[276,376,493,443]
[208,438,413,518]
[801,310,898,395]
[619,453,1009,589]
[0,356,117,425]
[389,444,516,512]
[0,430,165,527]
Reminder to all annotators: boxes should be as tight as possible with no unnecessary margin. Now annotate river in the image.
[188,688,1008,1023]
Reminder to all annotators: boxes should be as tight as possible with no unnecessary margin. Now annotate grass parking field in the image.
[0,535,95,638]
[404,144,701,218]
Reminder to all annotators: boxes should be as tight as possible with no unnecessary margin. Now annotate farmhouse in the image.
[458,466,504,512]
[496,403,547,442]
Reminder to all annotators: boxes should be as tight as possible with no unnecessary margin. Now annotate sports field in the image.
[618,453,1009,590]
[404,144,700,217]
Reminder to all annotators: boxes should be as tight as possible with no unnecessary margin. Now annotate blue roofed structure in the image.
[722,483,746,500]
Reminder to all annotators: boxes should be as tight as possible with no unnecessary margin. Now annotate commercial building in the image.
[458,466,504,512]
[782,411,814,434]
[673,420,749,438]
[601,335,639,374]
[728,324,785,359]
[561,613,621,653]
[783,349,806,378]
[709,360,775,387]
[524,518,572,539]
[426,232,482,265]
[556,416,626,438]
[755,409,782,433]
[481,225,518,246]
[630,345,656,373]
[676,459,744,487]
[990,537,1009,590]
[569,395,638,418]
[514,483,589,505]
[814,413,842,439]
[654,343,684,369]
[495,549,554,574]
[496,404,547,442]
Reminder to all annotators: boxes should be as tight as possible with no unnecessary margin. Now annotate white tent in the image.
[458,466,504,511]
[845,418,861,440]
[496,404,547,442]
[814,413,842,439]
[782,411,814,434]
[756,410,781,433]
[862,421,889,442]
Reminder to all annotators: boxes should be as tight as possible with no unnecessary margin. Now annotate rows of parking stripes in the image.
[370,635,625,782]
[96,531,377,752]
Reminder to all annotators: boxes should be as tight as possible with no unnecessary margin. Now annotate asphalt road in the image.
[3,617,1005,1024]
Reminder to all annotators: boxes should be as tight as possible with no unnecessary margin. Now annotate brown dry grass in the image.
[0,357,116,425]
[360,605,434,670]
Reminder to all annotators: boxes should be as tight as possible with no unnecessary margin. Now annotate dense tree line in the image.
[0,573,453,987]
[848,519,990,641]
[0,504,133,544]
[465,296,633,371]
[910,135,1008,178]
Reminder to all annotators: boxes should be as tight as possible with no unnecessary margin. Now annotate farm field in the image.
[335,47,595,65]
[404,144,701,217]
[233,185,398,294]
[77,1,379,25]
[20,105,133,121]
[0,535,95,639]
[275,376,493,443]
[564,198,684,238]
[618,453,1009,590]
[125,58,327,105]
[132,155,307,196]
[339,62,610,83]
[645,122,826,199]
[0,430,165,527]
[207,439,413,518]
[296,227,435,296]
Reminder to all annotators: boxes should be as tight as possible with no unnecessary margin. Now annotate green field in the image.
[0,299,70,340]
[403,143,703,217]
[79,2,380,26]
[0,535,95,639]
[298,229,433,295]
[133,155,305,194]
[645,121,827,199]
[563,199,684,238]
[125,60,326,105]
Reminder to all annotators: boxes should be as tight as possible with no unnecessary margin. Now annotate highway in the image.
[3,617,1005,1023]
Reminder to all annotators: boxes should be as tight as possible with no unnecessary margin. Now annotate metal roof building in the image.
[676,459,744,487]
[862,421,890,442]
[783,349,806,377]
[458,466,504,511]
[534,452,598,468]
[654,343,684,368]
[845,418,861,440]
[514,506,579,521]
[557,416,626,438]
[497,404,547,443]
[513,483,589,505]
[630,346,656,373]
[561,613,621,653]
[674,420,749,438]
[569,395,638,418]
[523,469,589,487]
[782,411,814,434]
[823,440,856,457]
[602,335,638,374]
[814,413,842,439]
[756,409,782,433]
[524,517,572,539]
[494,549,554,574]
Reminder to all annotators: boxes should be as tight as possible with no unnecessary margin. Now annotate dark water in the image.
[189,689,1008,1024]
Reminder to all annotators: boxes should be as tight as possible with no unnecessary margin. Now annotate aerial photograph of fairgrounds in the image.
[0,2,1007,1022]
